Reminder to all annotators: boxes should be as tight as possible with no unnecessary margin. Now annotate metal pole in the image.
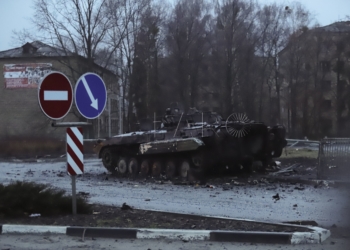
[173,112,184,138]
[202,112,204,137]
[108,97,111,137]
[71,175,77,215]
[97,116,100,138]
[154,112,156,139]
[119,82,123,134]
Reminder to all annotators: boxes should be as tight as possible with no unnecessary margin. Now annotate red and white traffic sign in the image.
[67,127,84,175]
[38,72,73,120]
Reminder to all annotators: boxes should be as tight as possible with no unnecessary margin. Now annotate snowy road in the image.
[1,157,349,229]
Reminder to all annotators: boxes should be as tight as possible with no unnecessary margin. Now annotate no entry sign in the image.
[38,72,73,120]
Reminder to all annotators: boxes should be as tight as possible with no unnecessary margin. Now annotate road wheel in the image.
[128,158,139,177]
[101,148,118,174]
[179,160,190,179]
[165,160,177,180]
[140,160,150,176]
[152,160,162,177]
[192,152,204,168]
[242,157,253,174]
[117,157,128,176]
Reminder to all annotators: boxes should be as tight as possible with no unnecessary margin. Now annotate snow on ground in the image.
[0,157,349,228]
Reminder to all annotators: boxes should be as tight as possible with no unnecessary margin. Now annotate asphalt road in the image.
[0,157,349,230]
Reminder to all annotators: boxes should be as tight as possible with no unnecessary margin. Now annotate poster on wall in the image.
[3,63,53,89]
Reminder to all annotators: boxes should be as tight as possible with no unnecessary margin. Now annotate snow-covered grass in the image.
[280,148,318,159]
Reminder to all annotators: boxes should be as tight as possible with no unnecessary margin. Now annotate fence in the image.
[318,138,350,181]
[286,139,319,150]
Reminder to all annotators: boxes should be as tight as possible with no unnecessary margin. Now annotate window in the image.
[321,80,331,90]
[320,61,331,72]
[213,106,221,113]
[213,93,220,99]
[203,92,210,100]
[321,100,332,109]
[339,80,347,93]
[336,60,345,73]
[320,118,332,135]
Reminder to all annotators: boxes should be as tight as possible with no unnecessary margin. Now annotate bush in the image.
[0,181,92,217]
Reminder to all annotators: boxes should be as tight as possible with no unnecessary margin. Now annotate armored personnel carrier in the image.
[95,103,287,179]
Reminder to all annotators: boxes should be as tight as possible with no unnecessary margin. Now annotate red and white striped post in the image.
[66,127,83,214]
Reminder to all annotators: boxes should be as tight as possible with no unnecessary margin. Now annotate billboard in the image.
[3,63,53,89]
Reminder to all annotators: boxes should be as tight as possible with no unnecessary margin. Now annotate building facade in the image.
[279,21,350,138]
[0,41,120,140]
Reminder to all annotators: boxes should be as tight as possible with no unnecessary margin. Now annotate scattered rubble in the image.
[78,191,90,196]
[231,181,245,186]
[121,203,133,211]
[272,193,280,201]
[29,213,41,218]
[271,163,301,176]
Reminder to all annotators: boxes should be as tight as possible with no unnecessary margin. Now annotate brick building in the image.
[279,21,350,138]
[0,41,119,140]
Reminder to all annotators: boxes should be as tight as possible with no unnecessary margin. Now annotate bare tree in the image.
[255,3,291,123]
[27,0,118,79]
[213,0,257,117]
[13,0,161,135]
[105,0,158,131]
[130,2,166,120]
[164,0,212,110]
[278,2,313,137]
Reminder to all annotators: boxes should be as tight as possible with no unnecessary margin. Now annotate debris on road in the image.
[272,193,280,201]
[206,185,215,189]
[231,181,245,186]
[271,163,301,175]
[78,191,90,196]
[29,213,41,218]
[294,186,305,191]
[222,184,231,190]
[259,178,270,184]
[249,179,259,185]
[57,171,65,177]
[121,203,133,211]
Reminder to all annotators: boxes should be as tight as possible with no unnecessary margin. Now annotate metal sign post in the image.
[71,175,77,215]
[66,127,84,215]
[38,72,106,215]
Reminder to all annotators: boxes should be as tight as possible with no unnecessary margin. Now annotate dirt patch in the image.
[0,204,312,233]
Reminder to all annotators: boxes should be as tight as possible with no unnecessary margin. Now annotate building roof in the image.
[0,41,116,76]
[0,41,73,58]
[279,21,350,56]
[314,21,350,33]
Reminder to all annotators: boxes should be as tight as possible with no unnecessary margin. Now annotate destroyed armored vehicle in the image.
[95,103,287,179]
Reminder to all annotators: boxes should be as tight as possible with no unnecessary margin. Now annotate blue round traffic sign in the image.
[74,73,107,119]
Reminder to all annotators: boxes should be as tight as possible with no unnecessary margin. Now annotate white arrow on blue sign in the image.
[74,73,107,119]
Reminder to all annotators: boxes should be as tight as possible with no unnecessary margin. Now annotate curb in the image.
[0,224,331,244]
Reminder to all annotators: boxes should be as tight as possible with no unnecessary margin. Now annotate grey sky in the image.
[0,0,349,51]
